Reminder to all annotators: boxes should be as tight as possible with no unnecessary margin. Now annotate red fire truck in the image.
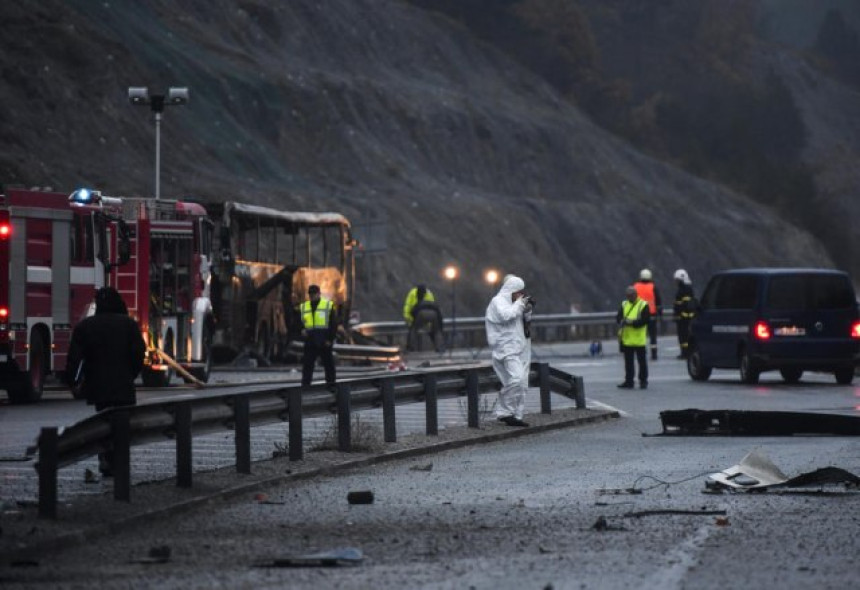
[0,188,215,403]
[107,195,215,388]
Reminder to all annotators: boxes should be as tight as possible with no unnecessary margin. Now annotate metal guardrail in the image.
[353,312,623,350]
[32,362,585,518]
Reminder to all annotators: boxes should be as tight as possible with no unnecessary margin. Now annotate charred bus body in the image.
[207,201,355,363]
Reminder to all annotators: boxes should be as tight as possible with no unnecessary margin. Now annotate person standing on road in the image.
[66,286,146,476]
[299,284,338,387]
[485,274,534,427]
[617,285,650,389]
[403,284,445,353]
[634,268,662,360]
[672,269,696,359]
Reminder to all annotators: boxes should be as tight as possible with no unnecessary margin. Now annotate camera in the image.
[523,294,536,308]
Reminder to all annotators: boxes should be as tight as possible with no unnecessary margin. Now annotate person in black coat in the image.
[66,286,146,475]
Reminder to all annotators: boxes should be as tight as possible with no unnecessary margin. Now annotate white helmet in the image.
[674,269,690,284]
[639,268,652,281]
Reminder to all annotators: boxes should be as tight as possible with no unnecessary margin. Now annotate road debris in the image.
[410,463,433,472]
[255,547,363,567]
[707,450,860,492]
[591,515,625,531]
[624,509,727,518]
[347,490,374,504]
[132,545,171,564]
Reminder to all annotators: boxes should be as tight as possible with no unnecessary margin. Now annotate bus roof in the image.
[224,201,350,227]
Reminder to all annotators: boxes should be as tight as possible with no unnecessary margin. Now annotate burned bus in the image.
[207,201,355,363]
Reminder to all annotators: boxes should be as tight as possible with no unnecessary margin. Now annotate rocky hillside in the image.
[0,0,839,320]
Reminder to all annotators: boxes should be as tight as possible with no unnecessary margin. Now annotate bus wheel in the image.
[8,330,47,404]
[256,323,272,363]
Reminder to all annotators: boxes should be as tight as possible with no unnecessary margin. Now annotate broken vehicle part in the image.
[707,450,860,491]
[660,409,860,436]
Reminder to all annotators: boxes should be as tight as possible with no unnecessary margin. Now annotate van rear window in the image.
[712,276,758,309]
[766,274,855,310]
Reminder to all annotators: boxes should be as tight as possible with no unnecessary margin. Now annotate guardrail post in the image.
[573,375,586,409]
[539,363,551,414]
[466,370,479,428]
[176,402,193,488]
[424,374,438,436]
[337,383,351,452]
[112,410,131,502]
[37,427,58,519]
[288,389,303,461]
[382,379,396,443]
[234,395,251,474]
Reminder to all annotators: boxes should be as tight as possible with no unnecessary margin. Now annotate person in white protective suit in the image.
[485,274,534,427]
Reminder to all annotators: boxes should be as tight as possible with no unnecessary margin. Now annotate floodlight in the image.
[128,86,150,105]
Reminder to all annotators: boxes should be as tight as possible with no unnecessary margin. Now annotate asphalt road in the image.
[2,338,859,589]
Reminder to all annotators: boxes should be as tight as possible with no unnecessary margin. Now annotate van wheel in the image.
[834,367,855,385]
[686,346,712,381]
[739,349,760,384]
[779,368,803,384]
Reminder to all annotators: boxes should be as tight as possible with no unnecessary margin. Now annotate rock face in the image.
[0,0,835,319]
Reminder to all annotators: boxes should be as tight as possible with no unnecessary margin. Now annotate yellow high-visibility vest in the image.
[301,298,334,330]
[620,299,648,347]
[403,288,436,324]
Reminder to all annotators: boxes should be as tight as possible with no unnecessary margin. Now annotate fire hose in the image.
[151,347,205,389]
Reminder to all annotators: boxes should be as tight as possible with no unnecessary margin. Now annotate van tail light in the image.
[0,306,8,319]
[754,321,771,340]
[851,321,860,339]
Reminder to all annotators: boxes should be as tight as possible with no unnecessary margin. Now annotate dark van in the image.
[687,268,860,384]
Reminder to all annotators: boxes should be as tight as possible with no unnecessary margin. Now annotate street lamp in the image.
[444,265,459,350]
[128,86,189,201]
[484,269,499,296]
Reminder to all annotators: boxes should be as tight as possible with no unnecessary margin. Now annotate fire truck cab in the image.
[110,197,215,387]
[0,188,214,404]
[0,188,129,403]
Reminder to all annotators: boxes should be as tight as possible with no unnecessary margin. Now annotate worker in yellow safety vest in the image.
[402,284,445,353]
[299,284,337,387]
[616,285,651,389]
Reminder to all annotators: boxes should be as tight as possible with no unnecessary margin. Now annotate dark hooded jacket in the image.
[66,287,146,408]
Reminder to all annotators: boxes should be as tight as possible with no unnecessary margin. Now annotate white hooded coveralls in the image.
[485,275,532,420]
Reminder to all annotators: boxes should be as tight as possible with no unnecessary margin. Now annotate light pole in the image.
[444,265,459,350]
[128,86,189,201]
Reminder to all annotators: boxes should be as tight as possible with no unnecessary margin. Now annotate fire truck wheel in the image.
[187,324,212,383]
[9,331,47,404]
[142,332,175,387]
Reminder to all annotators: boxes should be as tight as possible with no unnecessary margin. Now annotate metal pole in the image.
[451,280,456,351]
[37,427,58,519]
[154,111,162,201]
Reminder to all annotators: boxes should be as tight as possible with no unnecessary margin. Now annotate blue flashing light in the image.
[69,188,101,205]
